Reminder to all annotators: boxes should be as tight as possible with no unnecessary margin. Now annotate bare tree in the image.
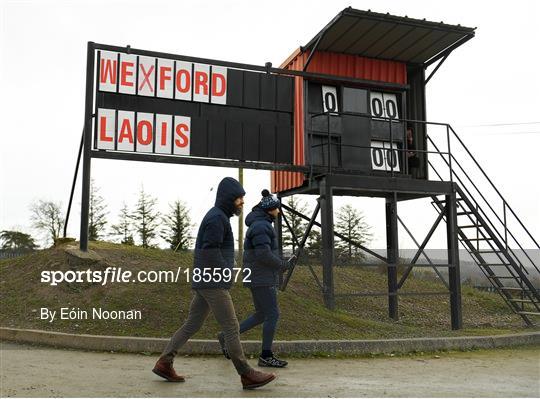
[335,204,372,260]
[30,200,65,247]
[131,187,160,248]
[161,200,193,251]
[88,179,108,241]
[111,203,134,245]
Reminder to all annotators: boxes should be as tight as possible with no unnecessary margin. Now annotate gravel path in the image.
[1,342,539,397]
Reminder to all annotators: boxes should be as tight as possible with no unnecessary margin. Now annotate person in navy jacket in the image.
[218,189,293,368]
[154,178,276,390]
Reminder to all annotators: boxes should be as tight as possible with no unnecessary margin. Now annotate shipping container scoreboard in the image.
[91,46,295,166]
[87,43,411,177]
[306,82,405,174]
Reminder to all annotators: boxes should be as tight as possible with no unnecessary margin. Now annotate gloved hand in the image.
[280,254,296,272]
[287,254,297,268]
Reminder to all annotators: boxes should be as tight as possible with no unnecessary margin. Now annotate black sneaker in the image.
[258,355,288,368]
[217,332,230,359]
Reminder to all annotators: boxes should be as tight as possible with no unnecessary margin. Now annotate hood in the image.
[215,177,246,217]
[245,206,274,226]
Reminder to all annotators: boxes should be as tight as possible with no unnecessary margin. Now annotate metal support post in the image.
[386,194,399,320]
[446,190,463,330]
[320,178,335,310]
[79,42,95,252]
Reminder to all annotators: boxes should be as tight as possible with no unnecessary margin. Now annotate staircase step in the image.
[508,298,536,303]
[475,250,503,254]
[482,263,510,266]
[487,275,516,279]
[460,224,483,229]
[516,311,540,316]
[499,286,527,291]
[457,211,475,216]
[462,238,493,242]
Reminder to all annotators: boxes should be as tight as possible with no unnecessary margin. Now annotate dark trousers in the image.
[239,286,279,352]
[161,289,252,375]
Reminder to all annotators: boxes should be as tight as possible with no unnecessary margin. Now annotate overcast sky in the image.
[1,0,539,251]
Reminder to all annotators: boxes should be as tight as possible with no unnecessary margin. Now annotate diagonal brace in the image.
[280,210,323,291]
[281,203,388,263]
[397,209,446,289]
[280,201,321,290]
[397,215,449,289]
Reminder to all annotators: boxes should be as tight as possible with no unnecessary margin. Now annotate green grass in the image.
[0,241,535,340]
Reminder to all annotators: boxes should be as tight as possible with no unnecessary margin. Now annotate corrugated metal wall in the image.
[271,50,407,193]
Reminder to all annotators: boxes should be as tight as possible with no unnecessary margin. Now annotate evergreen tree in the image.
[88,179,108,241]
[282,196,308,253]
[111,203,134,245]
[0,230,37,250]
[335,204,372,260]
[131,187,160,248]
[161,200,193,251]
[306,228,322,258]
[29,200,64,246]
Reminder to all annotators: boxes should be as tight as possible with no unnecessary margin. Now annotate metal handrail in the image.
[447,125,540,249]
[427,136,539,274]
[308,111,539,276]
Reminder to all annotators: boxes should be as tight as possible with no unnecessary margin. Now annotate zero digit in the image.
[324,92,337,112]
[386,148,398,168]
[371,97,384,117]
[372,148,384,167]
[385,99,397,119]
[321,85,339,113]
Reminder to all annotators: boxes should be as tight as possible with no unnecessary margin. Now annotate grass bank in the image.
[0,241,534,340]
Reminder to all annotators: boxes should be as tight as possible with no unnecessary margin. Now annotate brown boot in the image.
[152,357,185,382]
[241,369,276,389]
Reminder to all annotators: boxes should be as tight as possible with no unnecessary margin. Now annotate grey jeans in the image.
[161,288,253,375]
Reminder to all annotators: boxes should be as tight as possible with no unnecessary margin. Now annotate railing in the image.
[307,111,455,181]
[309,111,539,276]
[427,127,540,275]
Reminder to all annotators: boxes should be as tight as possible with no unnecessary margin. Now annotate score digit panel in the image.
[308,82,405,173]
[370,141,400,172]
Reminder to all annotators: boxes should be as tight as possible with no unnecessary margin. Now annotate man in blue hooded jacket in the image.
[153,178,276,390]
[218,189,292,368]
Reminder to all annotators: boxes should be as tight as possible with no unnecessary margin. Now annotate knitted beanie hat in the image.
[258,189,280,211]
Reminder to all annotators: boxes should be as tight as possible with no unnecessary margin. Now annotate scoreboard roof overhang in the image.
[302,7,476,67]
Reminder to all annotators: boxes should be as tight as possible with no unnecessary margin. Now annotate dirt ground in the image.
[1,342,539,397]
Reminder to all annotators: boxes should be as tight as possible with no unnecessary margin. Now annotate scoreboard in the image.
[89,44,410,176]
[306,81,404,173]
[93,48,295,165]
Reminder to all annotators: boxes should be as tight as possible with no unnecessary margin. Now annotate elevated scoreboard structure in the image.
[74,8,540,329]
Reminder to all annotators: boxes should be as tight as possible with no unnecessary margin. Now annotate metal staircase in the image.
[427,126,540,325]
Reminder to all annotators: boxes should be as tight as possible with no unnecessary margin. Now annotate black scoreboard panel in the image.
[306,81,405,173]
[96,68,294,164]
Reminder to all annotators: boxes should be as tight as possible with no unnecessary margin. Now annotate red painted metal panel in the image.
[271,50,407,193]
